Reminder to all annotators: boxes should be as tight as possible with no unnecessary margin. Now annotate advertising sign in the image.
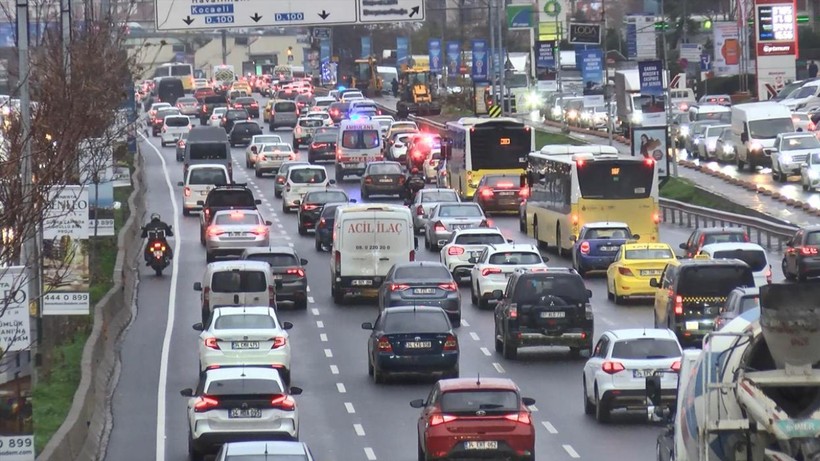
[631,127,670,179]
[361,36,371,58]
[446,41,460,78]
[535,40,555,69]
[429,39,442,74]
[42,234,90,316]
[638,60,666,126]
[43,186,89,241]
[626,16,657,60]
[713,22,740,76]
[320,38,330,64]
[0,435,35,461]
[579,47,604,95]
[507,4,533,29]
[0,266,30,353]
[755,0,797,99]
[471,39,489,82]
[397,36,409,68]
[568,23,602,45]
[575,0,603,22]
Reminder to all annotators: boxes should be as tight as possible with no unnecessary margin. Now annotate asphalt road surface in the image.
[103,111,787,461]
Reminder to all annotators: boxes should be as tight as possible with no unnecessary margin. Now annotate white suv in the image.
[582,328,682,423]
[181,367,302,460]
[281,166,333,213]
[160,115,192,147]
[440,228,507,281]
[469,243,547,308]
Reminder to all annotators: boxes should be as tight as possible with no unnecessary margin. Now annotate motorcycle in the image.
[145,229,170,276]
[403,176,426,206]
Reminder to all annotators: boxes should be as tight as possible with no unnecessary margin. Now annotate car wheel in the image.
[803,181,809,191]
[494,333,503,352]
[201,307,210,325]
[471,283,478,306]
[583,378,594,415]
[298,223,307,236]
[293,140,298,150]
[417,439,425,461]
[595,386,610,423]
[444,363,459,379]
[368,357,374,376]
[182,208,190,217]
[613,285,625,305]
[246,158,251,168]
[332,284,344,305]
[736,155,746,171]
[282,202,289,213]
[315,239,323,251]
[519,209,527,232]
[782,258,794,280]
[199,229,205,246]
[424,235,431,250]
[275,190,282,199]
[373,363,387,384]
[188,435,204,461]
[502,330,517,359]
[451,315,461,328]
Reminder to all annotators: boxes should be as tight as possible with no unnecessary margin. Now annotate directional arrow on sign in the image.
[409,6,419,17]
[250,13,262,22]
[182,15,194,25]
[318,10,330,20]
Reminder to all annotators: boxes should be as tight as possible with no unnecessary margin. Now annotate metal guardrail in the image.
[371,99,799,252]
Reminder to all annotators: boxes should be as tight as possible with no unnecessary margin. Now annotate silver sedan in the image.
[205,209,272,263]
[411,188,461,233]
[424,202,488,252]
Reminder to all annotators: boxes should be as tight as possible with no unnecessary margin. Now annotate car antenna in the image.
[476,373,481,386]
[643,328,646,336]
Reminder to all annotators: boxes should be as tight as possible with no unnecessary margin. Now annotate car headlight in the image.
[780,154,792,163]
[631,113,642,124]
[694,138,701,145]
[680,126,690,137]
[525,92,541,108]
[750,142,763,151]
[723,144,733,153]
[568,110,578,119]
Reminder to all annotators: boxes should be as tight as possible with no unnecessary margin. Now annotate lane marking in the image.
[306,286,311,292]
[345,402,355,413]
[317,320,324,328]
[461,319,470,327]
[142,133,182,461]
[311,308,320,316]
[336,382,346,393]
[541,421,558,434]
[330,364,339,374]
[528,405,538,412]
[354,423,366,436]
[492,362,505,374]
[320,333,328,342]
[469,332,480,341]
[324,348,333,358]
[480,347,491,356]
[364,447,377,460]
[308,296,315,304]
[563,445,580,458]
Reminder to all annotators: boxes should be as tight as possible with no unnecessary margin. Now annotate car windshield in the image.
[234,122,260,132]
[188,168,228,185]
[421,191,458,203]
[781,135,820,150]
[625,248,675,259]
[204,378,282,396]
[693,121,718,135]
[236,97,255,105]
[165,117,190,127]
[583,228,631,239]
[214,314,276,330]
[393,266,451,280]
[438,205,482,218]
[382,311,450,333]
[454,233,505,245]
[289,168,327,183]
[320,204,341,218]
[439,390,519,414]
[341,130,380,149]
[315,133,337,143]
[702,232,748,245]
[299,119,324,128]
[678,266,755,296]
[488,252,542,265]
[611,338,681,359]
[306,191,347,203]
[254,136,282,144]
[749,118,794,139]
[738,295,761,313]
[369,163,402,175]
[211,271,267,292]
[274,102,296,111]
[214,212,261,225]
[513,275,587,303]
[213,108,227,115]
[712,249,768,271]
[246,253,298,267]
[207,190,255,207]
[226,110,247,118]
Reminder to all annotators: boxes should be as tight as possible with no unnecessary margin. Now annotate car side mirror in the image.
[289,386,303,395]
[255,199,262,205]
[414,237,419,250]
[632,234,641,240]
[329,179,337,185]
[492,289,504,300]
[282,321,293,330]
[678,242,687,250]
[196,200,205,206]
[349,199,358,203]
[522,397,536,406]
[192,322,204,331]
[193,282,202,291]
[266,221,273,226]
[586,289,592,298]
[180,388,194,397]
[569,235,577,242]
[361,322,373,330]
[649,278,659,288]
[177,181,184,187]
[293,200,301,206]
[468,256,477,264]
[507,239,514,243]
[410,398,426,408]
[740,133,748,143]
[300,258,308,265]
[275,280,283,290]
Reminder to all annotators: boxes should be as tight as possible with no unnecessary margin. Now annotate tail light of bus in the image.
[579,241,590,255]
[571,214,579,225]
[653,212,661,224]
[519,187,530,199]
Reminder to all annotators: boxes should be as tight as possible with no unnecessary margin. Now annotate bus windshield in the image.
[470,125,530,170]
[577,161,654,199]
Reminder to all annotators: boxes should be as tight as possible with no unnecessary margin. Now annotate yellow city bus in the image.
[445,117,534,199]
[153,63,195,92]
[523,145,660,254]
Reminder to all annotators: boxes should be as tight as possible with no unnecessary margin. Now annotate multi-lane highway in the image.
[103,108,787,461]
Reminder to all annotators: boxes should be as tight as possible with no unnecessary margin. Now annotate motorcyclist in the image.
[141,213,174,265]
[404,167,426,203]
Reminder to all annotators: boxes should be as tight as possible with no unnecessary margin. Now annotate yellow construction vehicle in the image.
[396,65,441,117]
[351,56,382,98]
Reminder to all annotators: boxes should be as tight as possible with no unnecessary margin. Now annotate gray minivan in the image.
[269,100,299,130]
[184,126,232,180]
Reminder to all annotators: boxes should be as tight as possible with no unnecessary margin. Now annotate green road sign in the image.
[507,4,532,29]
[543,0,561,18]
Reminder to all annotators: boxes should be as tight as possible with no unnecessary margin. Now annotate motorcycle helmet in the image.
[150,213,161,222]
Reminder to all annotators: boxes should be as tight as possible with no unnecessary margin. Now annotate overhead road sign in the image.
[313,27,331,39]
[358,0,424,23]
[155,0,358,31]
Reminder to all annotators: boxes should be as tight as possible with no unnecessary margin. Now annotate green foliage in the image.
[535,131,584,148]
[660,177,751,214]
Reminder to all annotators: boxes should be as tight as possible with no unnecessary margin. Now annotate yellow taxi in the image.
[232,82,252,94]
[263,100,275,123]
[606,242,676,305]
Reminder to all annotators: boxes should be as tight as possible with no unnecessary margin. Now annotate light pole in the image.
[659,0,678,176]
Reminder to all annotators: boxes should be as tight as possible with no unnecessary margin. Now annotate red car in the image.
[411,378,536,461]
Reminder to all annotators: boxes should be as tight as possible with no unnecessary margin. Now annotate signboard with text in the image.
[638,60,666,126]
[755,0,797,99]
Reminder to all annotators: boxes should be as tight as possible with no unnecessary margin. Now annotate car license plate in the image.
[414,288,436,294]
[640,269,661,276]
[200,191,209,196]
[540,311,565,318]
[405,341,432,349]
[497,191,516,196]
[229,232,242,237]
[633,369,657,378]
[600,246,619,252]
[232,341,260,349]
[379,178,392,183]
[229,408,262,418]
[469,251,481,259]
[352,279,373,286]
[685,321,699,331]
[465,441,498,450]
[271,274,283,279]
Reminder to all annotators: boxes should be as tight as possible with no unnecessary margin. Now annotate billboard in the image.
[42,186,89,241]
[754,0,797,99]
[632,127,670,179]
[446,41,460,78]
[361,36,371,58]
[0,266,31,353]
[429,39,442,74]
[471,39,489,82]
[397,37,409,68]
[713,22,740,76]
[638,60,667,126]
[535,40,555,69]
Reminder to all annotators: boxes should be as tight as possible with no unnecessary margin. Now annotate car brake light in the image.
[479,187,494,199]
[602,361,625,374]
[447,246,465,256]
[618,267,634,276]
[508,305,517,318]
[519,187,530,198]
[800,246,818,255]
[504,411,532,424]
[391,283,409,291]
[479,219,492,228]
[193,395,219,412]
[670,360,681,372]
[334,250,341,273]
[287,268,305,277]
[208,227,224,236]
[277,177,285,184]
[271,336,287,348]
[579,241,590,254]
[317,218,327,229]
[429,413,457,426]
[204,337,220,350]
[765,265,772,284]
[377,336,393,352]
[270,394,296,410]
[438,282,457,291]
[409,249,415,261]
[183,186,191,197]
[443,334,458,350]
[302,204,319,211]
[252,226,268,236]
[674,295,683,315]
[433,221,446,232]
[481,267,502,277]
[364,176,372,184]
[162,126,167,133]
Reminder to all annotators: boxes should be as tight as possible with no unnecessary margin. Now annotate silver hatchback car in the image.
[424,202,488,252]
[411,188,461,233]
[204,209,272,262]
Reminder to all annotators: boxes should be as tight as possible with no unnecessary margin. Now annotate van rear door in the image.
[341,211,411,278]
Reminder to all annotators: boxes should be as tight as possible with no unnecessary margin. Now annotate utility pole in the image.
[489,0,497,103]
[60,0,70,81]
[497,0,506,115]
[221,30,227,64]
[603,0,613,146]
[660,0,678,176]
[17,0,40,385]
[556,19,565,132]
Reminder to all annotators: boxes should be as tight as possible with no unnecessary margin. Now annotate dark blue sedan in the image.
[314,202,346,251]
[362,306,459,384]
[571,222,635,277]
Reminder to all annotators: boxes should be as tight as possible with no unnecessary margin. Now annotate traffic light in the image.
[798,14,809,24]
[701,19,712,30]
[655,21,669,30]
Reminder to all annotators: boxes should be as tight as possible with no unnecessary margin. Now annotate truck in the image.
[614,69,669,137]
[211,64,236,93]
[646,282,820,461]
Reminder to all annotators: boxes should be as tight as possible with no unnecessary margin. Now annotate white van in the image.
[281,165,333,212]
[330,204,418,304]
[782,80,820,110]
[335,119,383,180]
[697,242,772,288]
[687,104,731,123]
[176,164,230,216]
[193,260,279,323]
[731,102,794,171]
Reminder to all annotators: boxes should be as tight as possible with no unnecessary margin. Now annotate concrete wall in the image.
[36,147,145,461]
[195,35,304,75]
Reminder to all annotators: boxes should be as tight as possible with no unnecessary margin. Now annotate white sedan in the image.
[209,107,228,127]
[440,228,507,281]
[801,152,820,191]
[470,243,547,308]
[245,134,284,167]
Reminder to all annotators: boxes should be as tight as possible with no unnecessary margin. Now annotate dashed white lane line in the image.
[492,362,505,374]
[330,364,339,374]
[480,347,491,356]
[364,447,377,460]
[354,423,366,436]
[469,332,480,341]
[311,308,320,316]
[317,320,324,328]
[528,405,538,412]
[541,421,558,434]
[336,382,347,393]
[277,223,284,229]
[563,445,580,458]
[288,242,294,247]
[461,319,470,327]
[324,348,333,358]
[344,402,355,413]
[308,296,315,303]
[306,286,311,292]
[320,333,328,342]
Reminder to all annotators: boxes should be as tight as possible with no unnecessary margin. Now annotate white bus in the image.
[153,62,194,92]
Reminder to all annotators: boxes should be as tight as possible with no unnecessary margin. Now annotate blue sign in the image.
[700,54,712,71]
[535,41,555,69]
[320,39,331,64]
[579,47,604,89]
[626,23,638,59]
[361,36,371,58]
[191,4,233,14]
[274,12,305,21]
[446,41,460,77]
[429,39,442,74]
[638,60,664,96]
[205,16,234,24]
[397,37,409,67]
[471,39,489,82]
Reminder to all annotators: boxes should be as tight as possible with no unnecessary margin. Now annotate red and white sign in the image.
[756,42,796,56]
[754,0,797,100]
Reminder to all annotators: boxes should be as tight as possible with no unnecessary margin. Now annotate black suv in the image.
[493,267,594,360]
[678,227,749,258]
[229,121,263,147]
[197,184,262,245]
[221,108,250,133]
